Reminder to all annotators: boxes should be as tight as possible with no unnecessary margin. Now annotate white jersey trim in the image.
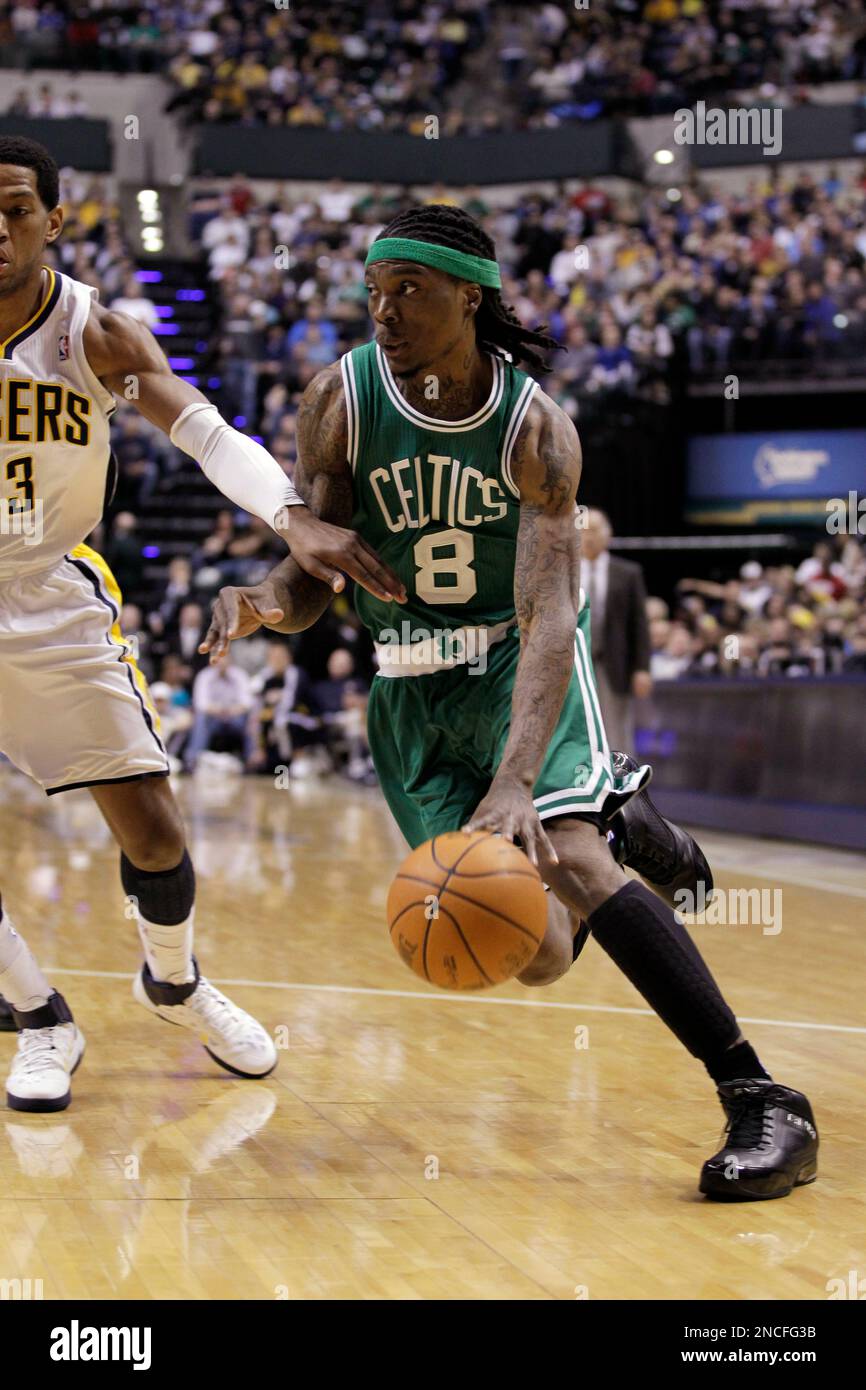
[375,344,504,432]
[339,351,360,474]
[499,376,537,500]
[67,278,118,420]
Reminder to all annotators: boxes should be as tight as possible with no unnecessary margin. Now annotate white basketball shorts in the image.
[0,543,169,794]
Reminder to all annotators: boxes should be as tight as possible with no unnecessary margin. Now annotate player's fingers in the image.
[201,589,240,660]
[521,825,540,867]
[296,555,346,594]
[525,811,558,867]
[343,549,400,603]
[248,603,285,626]
[462,816,510,838]
[352,537,408,602]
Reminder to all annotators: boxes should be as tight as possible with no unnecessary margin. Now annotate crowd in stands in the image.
[194,164,866,457]
[4,1,866,123]
[508,1,866,124]
[160,0,866,128]
[650,538,866,678]
[2,80,89,115]
[105,518,379,782]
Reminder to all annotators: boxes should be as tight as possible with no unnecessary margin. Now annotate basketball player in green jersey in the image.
[203,206,817,1201]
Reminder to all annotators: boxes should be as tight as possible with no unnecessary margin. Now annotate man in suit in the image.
[581,509,652,750]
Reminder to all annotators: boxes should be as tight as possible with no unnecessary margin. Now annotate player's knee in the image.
[517,939,570,988]
[546,844,624,918]
[120,820,186,872]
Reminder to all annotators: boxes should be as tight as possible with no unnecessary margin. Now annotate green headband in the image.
[365,237,502,288]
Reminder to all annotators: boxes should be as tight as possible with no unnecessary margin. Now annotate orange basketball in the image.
[387,831,547,990]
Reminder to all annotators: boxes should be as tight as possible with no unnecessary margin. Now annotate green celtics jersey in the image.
[340,341,537,642]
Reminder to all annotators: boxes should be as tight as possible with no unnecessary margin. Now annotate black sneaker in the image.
[699,1079,819,1201]
[0,994,16,1032]
[608,750,713,911]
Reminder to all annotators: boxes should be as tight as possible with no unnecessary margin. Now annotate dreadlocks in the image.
[375,204,564,373]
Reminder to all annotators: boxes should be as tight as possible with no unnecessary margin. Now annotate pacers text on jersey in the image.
[0,377,92,446]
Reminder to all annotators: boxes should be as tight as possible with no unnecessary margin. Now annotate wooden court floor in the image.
[1,764,863,1301]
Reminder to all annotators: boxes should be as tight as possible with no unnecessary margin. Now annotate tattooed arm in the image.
[201,364,405,656]
[463,392,581,863]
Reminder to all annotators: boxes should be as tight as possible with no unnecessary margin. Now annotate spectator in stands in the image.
[581,510,652,749]
[737,561,774,615]
[796,540,849,601]
[248,641,321,773]
[651,624,695,680]
[150,681,193,767]
[311,649,372,782]
[151,556,194,635]
[221,516,281,586]
[111,410,162,510]
[109,274,159,331]
[119,602,154,682]
[193,508,236,572]
[286,299,338,354]
[587,324,635,394]
[201,198,251,260]
[102,511,143,600]
[173,601,207,669]
[185,652,255,770]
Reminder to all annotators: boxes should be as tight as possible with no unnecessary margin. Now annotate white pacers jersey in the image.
[0,267,115,581]
[0,268,168,794]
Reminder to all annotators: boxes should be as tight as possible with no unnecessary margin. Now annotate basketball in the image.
[386,831,548,990]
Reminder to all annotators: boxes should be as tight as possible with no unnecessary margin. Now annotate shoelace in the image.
[14,1028,66,1075]
[188,981,262,1045]
[725,1094,775,1150]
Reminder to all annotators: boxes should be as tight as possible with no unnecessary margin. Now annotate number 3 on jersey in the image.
[5,454,35,512]
[413,527,477,604]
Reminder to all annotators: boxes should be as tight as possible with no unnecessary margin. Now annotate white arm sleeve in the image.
[169,402,305,532]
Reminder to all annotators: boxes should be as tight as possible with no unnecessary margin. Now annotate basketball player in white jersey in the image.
[0,137,406,1111]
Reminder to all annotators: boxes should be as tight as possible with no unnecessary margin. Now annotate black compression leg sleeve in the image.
[588,880,740,1061]
[120,850,195,925]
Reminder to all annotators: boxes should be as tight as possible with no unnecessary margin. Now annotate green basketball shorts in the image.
[366,604,651,849]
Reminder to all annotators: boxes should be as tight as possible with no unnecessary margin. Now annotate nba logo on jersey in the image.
[58,333,70,361]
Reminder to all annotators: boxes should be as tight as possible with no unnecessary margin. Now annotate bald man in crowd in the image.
[581,509,652,750]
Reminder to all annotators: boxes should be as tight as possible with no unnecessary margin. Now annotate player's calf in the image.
[517,822,623,986]
[516,895,577,986]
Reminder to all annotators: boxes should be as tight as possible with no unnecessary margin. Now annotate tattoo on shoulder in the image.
[511,396,580,514]
[293,364,352,523]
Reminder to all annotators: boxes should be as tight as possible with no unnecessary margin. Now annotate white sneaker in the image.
[6,1022,85,1113]
[133,962,277,1078]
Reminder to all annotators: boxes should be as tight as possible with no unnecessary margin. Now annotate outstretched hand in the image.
[199,584,285,662]
[280,508,407,605]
